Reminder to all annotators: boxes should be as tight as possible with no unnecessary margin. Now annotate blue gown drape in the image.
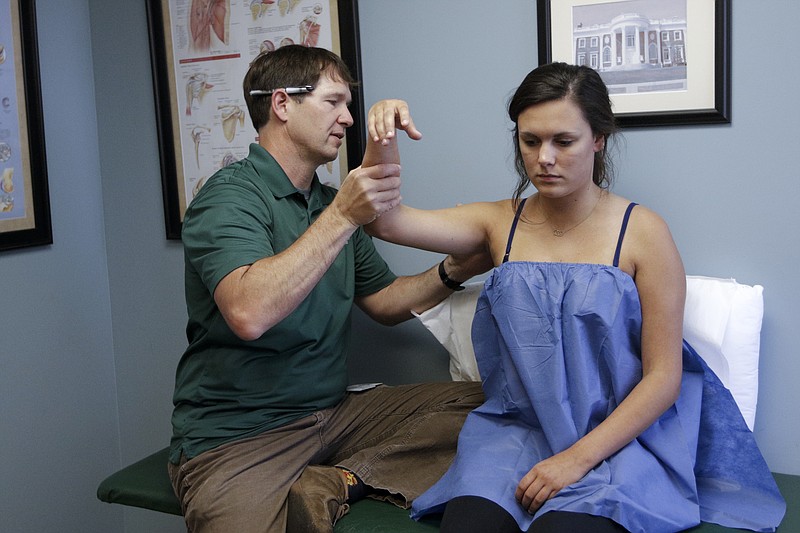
[411,263,785,533]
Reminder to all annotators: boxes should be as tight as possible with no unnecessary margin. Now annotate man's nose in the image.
[340,107,354,127]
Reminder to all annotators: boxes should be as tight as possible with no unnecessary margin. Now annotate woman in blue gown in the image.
[362,62,785,532]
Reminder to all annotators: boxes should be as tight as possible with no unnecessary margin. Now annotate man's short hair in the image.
[243,45,357,131]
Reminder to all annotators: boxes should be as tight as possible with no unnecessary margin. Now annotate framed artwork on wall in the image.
[0,0,52,252]
[537,0,731,128]
[146,0,364,239]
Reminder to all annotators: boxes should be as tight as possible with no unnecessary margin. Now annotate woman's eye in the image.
[557,139,574,147]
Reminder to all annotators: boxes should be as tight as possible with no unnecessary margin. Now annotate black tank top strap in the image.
[502,198,528,264]
[613,202,638,268]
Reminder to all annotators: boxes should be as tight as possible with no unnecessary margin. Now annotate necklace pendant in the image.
[552,229,564,237]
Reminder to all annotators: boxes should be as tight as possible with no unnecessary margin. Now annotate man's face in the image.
[285,71,354,166]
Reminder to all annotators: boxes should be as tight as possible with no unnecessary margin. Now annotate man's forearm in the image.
[216,204,358,340]
[356,255,475,326]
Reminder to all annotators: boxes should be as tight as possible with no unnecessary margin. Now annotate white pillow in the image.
[412,282,483,381]
[415,275,764,430]
[684,276,764,430]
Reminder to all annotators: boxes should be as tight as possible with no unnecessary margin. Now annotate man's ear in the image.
[271,91,291,123]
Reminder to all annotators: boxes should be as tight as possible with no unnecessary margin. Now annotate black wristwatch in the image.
[438,260,465,291]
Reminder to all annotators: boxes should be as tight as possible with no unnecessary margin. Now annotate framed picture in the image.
[0,0,52,252]
[146,0,364,239]
[537,0,730,128]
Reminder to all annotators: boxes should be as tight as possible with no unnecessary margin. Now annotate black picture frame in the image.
[146,0,364,239]
[537,0,730,128]
[0,0,52,252]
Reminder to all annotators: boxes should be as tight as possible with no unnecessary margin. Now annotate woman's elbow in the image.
[645,364,682,408]
[667,380,681,406]
[663,368,682,406]
[364,220,394,241]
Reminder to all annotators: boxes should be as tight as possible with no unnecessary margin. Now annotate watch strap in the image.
[438,260,465,291]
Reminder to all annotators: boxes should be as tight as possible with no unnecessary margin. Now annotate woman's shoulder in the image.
[604,194,669,230]
[624,200,671,236]
[601,194,676,260]
[608,195,681,275]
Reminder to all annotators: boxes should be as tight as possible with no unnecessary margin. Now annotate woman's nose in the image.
[538,143,555,165]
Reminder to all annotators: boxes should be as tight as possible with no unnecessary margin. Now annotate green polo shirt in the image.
[170,144,397,464]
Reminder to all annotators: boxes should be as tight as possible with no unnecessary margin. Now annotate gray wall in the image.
[0,1,797,532]
[353,0,800,480]
[0,1,121,532]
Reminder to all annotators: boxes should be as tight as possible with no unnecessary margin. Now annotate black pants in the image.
[440,496,629,533]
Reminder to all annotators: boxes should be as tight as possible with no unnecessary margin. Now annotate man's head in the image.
[243,45,356,132]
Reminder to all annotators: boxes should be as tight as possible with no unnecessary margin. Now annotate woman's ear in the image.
[593,134,606,153]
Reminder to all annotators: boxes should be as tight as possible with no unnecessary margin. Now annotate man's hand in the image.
[368,99,423,145]
[333,163,402,227]
[442,249,494,285]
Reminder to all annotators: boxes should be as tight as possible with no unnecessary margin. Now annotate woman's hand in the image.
[515,450,591,514]
[363,99,421,167]
[367,99,423,145]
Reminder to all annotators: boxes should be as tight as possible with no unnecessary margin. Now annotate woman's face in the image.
[517,98,604,198]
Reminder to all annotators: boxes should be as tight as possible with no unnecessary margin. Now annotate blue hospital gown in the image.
[411,204,785,532]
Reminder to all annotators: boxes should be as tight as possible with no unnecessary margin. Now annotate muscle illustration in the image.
[259,40,276,54]
[1,167,13,194]
[0,194,12,212]
[192,176,207,198]
[0,142,11,162]
[299,16,320,47]
[190,126,211,167]
[250,0,275,20]
[219,105,245,143]
[190,0,229,51]
[277,0,301,17]
[185,73,214,116]
[221,152,238,167]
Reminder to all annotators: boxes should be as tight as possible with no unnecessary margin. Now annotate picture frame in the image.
[0,0,52,252]
[146,0,364,239]
[537,0,730,128]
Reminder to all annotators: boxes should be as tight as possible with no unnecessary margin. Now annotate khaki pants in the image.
[168,381,484,533]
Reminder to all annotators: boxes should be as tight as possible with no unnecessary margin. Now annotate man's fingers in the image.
[361,163,401,180]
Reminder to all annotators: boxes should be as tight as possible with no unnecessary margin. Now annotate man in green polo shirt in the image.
[167,45,487,533]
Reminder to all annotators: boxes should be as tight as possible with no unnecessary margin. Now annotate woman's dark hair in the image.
[243,45,356,131]
[508,62,618,203]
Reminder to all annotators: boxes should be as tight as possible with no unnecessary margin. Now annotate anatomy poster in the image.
[0,0,33,228]
[152,0,350,232]
[0,0,50,251]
